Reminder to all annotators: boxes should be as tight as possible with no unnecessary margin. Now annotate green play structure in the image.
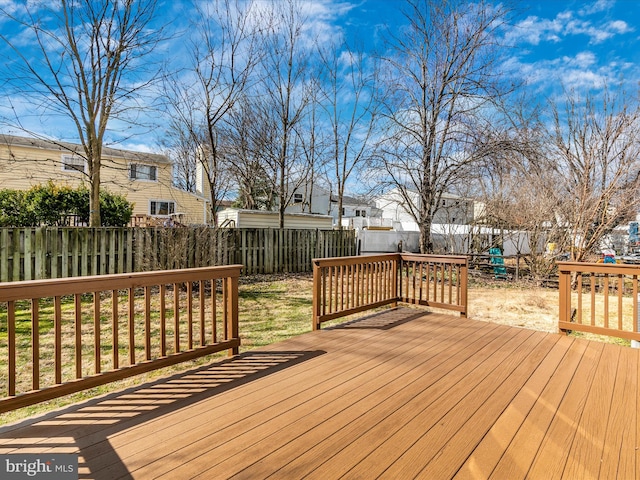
[489,247,508,279]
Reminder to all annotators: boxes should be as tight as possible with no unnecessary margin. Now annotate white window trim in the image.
[129,163,158,182]
[149,199,176,217]
[61,154,86,173]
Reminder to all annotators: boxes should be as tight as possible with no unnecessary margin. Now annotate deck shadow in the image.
[327,308,430,330]
[0,349,325,479]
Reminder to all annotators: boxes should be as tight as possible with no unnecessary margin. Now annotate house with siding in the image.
[375,187,475,231]
[286,184,381,227]
[0,134,209,225]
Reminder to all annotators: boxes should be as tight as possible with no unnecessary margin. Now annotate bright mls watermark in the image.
[0,454,77,479]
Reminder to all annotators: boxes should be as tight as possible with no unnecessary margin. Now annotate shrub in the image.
[99,190,134,226]
[0,183,134,227]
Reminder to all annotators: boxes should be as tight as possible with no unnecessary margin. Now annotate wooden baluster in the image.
[160,284,167,355]
[8,301,15,396]
[93,292,101,374]
[144,286,151,360]
[112,290,119,370]
[75,293,82,378]
[32,299,39,390]
[54,295,62,384]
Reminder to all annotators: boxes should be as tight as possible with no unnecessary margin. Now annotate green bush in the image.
[99,190,134,226]
[0,183,134,227]
[0,189,35,227]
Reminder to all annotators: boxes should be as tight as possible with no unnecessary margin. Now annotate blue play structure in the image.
[489,247,508,279]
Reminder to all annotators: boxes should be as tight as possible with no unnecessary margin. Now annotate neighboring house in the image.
[331,194,375,222]
[285,184,332,216]
[330,195,386,229]
[0,134,209,224]
[375,188,475,231]
[285,184,381,228]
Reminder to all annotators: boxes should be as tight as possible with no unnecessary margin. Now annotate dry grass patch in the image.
[468,286,558,333]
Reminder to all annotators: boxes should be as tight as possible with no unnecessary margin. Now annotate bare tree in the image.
[374,0,514,253]
[255,0,314,227]
[161,118,200,193]
[547,87,640,261]
[319,42,379,228]
[0,0,164,226]
[163,0,259,225]
[224,96,277,211]
[294,78,329,214]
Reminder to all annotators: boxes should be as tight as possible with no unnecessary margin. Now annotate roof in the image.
[0,134,170,164]
[330,194,372,206]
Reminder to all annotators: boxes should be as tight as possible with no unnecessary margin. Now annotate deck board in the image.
[0,307,638,479]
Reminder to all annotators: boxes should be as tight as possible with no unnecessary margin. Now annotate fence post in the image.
[35,227,45,280]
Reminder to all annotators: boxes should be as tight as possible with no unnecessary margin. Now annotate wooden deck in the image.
[0,307,638,479]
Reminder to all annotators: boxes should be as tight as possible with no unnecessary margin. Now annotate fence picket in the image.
[0,226,356,281]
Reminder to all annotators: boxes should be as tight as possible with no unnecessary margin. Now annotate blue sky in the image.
[505,0,640,93]
[1,0,639,151]
[331,0,640,94]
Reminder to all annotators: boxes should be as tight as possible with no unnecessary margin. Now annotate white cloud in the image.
[570,51,597,69]
[508,6,633,46]
[579,0,615,16]
[502,51,635,93]
[608,20,632,34]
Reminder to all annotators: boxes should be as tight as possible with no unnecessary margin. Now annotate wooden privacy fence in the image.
[0,265,241,413]
[558,262,640,342]
[312,253,468,329]
[0,227,357,281]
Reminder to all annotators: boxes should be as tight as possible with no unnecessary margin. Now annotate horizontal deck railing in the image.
[558,262,640,342]
[0,265,241,413]
[399,254,468,315]
[312,254,468,329]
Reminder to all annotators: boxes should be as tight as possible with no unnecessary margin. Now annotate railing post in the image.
[397,255,403,301]
[558,264,571,334]
[460,259,468,318]
[312,260,321,330]
[226,273,240,356]
[391,255,399,308]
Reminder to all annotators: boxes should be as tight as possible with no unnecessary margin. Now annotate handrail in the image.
[0,265,242,413]
[557,261,640,342]
[399,254,468,315]
[312,254,468,329]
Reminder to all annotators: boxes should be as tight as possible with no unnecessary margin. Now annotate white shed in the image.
[218,208,333,229]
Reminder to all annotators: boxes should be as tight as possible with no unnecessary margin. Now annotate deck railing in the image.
[0,265,241,413]
[399,254,468,314]
[312,254,468,329]
[558,262,640,342]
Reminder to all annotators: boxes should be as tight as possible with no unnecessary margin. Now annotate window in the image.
[355,209,367,217]
[355,210,361,217]
[130,163,157,181]
[150,200,175,216]
[62,154,85,173]
[293,193,303,204]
